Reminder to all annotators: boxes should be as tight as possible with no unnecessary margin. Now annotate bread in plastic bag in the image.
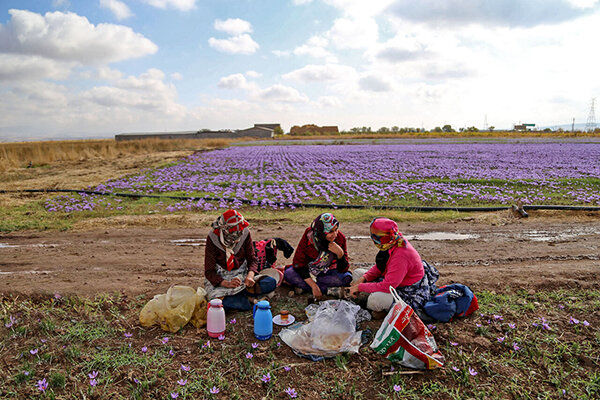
[279,300,363,358]
[139,285,207,333]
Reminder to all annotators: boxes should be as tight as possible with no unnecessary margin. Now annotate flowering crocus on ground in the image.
[181,364,190,372]
[261,373,271,383]
[43,140,600,213]
[177,379,187,386]
[37,378,48,391]
[246,352,253,359]
[284,387,298,398]
[210,386,219,394]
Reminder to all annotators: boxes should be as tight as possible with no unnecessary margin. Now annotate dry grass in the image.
[0,138,230,172]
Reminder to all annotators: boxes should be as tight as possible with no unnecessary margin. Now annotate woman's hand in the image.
[328,242,344,259]
[348,284,360,298]
[311,285,323,299]
[222,277,242,288]
[244,275,256,288]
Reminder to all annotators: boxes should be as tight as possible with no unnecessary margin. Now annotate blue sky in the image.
[1,0,599,140]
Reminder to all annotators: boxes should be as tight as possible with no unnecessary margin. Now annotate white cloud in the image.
[387,0,600,27]
[52,0,70,8]
[358,75,392,92]
[217,73,250,89]
[170,72,183,80]
[96,66,123,81]
[254,84,309,103]
[0,54,72,81]
[245,70,261,78]
[0,9,157,64]
[272,50,291,57]
[214,18,252,35]
[316,96,342,107]
[100,0,133,20]
[208,34,259,54]
[293,36,337,61]
[283,64,357,82]
[293,0,314,4]
[327,17,379,49]
[140,0,196,11]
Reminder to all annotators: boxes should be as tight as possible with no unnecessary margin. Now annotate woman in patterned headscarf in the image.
[204,209,277,311]
[348,217,439,318]
[283,212,352,299]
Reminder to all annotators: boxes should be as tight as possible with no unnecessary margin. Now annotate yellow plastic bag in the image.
[139,286,207,333]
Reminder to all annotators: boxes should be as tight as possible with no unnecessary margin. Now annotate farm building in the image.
[289,124,339,135]
[115,123,280,141]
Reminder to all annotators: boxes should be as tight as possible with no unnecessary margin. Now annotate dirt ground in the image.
[1,211,599,297]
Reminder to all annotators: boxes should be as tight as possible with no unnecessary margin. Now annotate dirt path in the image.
[1,213,599,296]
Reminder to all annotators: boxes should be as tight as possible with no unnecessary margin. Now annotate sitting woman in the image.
[349,217,439,318]
[204,209,277,311]
[284,213,352,299]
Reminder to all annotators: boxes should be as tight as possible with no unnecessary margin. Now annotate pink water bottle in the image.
[207,299,226,338]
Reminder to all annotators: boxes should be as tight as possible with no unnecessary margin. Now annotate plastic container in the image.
[206,299,226,338]
[253,300,273,340]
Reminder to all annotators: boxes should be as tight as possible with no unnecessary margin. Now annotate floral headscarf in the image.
[307,213,339,276]
[211,209,249,270]
[369,217,405,251]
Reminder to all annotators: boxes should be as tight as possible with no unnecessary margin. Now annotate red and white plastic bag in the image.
[370,287,445,369]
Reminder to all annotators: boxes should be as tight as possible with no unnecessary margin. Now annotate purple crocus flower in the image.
[124,332,133,338]
[181,364,190,372]
[169,349,175,356]
[177,379,187,386]
[493,314,503,321]
[261,373,271,383]
[210,386,219,394]
[88,371,98,379]
[202,340,211,348]
[252,342,259,349]
[161,337,170,344]
[569,317,580,325]
[513,342,521,351]
[171,392,179,399]
[5,315,16,328]
[218,334,225,341]
[582,320,590,326]
[284,387,298,398]
[23,371,30,376]
[497,337,505,343]
[508,323,516,329]
[89,379,97,387]
[451,366,460,372]
[141,346,148,353]
[30,348,38,355]
[427,324,436,330]
[393,384,401,392]
[450,342,458,346]
[558,304,565,309]
[37,378,48,392]
[229,318,237,324]
[54,293,62,300]
[246,352,253,359]
[284,366,291,372]
[469,367,478,376]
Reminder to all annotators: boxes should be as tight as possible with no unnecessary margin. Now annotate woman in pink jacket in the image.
[349,217,439,317]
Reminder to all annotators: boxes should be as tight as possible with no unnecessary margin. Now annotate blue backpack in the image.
[423,284,478,323]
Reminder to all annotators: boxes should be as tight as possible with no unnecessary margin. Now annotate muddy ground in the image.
[1,211,599,297]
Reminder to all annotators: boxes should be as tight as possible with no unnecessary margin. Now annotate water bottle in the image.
[253,300,273,340]
[206,299,226,338]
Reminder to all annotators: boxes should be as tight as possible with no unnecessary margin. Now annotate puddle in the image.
[520,229,599,242]
[0,270,54,275]
[407,232,480,241]
[0,243,58,248]
[170,238,206,246]
[349,232,480,241]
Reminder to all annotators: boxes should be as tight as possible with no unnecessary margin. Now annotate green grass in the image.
[1,288,598,399]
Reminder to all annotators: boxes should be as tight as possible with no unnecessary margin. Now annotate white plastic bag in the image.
[279,300,363,358]
[139,286,207,333]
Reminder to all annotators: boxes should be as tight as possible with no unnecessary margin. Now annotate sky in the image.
[1,0,599,141]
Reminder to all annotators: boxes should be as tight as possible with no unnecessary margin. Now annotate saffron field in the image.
[43,141,600,213]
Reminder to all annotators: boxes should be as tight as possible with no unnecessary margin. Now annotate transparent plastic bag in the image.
[279,300,363,358]
[139,286,207,333]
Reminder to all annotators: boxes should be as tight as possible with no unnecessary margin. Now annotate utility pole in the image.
[484,115,488,131]
[571,118,575,132]
[585,98,596,132]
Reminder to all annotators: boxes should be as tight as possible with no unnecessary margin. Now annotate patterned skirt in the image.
[396,260,439,316]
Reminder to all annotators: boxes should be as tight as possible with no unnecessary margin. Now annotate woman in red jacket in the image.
[349,217,439,317]
[284,213,352,299]
[204,209,276,311]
